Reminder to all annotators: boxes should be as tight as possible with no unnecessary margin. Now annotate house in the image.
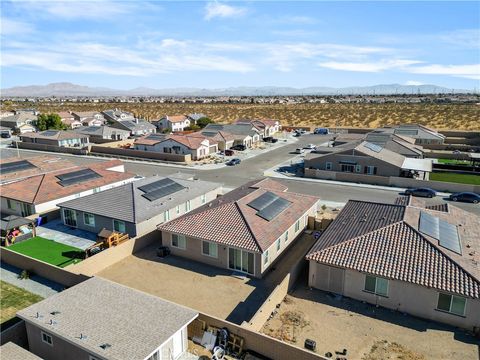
[236,118,281,137]
[0,155,77,185]
[57,175,221,237]
[0,342,42,359]
[0,113,38,134]
[187,113,207,123]
[56,111,74,122]
[377,124,445,145]
[0,111,15,118]
[71,111,105,127]
[134,133,217,160]
[103,109,156,136]
[306,197,480,330]
[102,109,136,122]
[17,277,198,360]
[0,159,136,217]
[304,141,432,179]
[14,109,39,115]
[74,125,131,142]
[158,178,319,278]
[58,111,83,129]
[155,115,191,132]
[192,130,235,151]
[203,123,261,148]
[19,130,89,148]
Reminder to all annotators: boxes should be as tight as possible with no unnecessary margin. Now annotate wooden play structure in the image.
[84,229,129,258]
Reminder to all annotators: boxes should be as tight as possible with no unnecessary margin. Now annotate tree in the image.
[196,117,214,129]
[37,113,67,131]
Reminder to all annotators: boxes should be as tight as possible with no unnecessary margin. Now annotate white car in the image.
[304,144,316,149]
[295,148,305,154]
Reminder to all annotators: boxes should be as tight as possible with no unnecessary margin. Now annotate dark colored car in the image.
[223,149,234,156]
[226,158,241,166]
[404,187,437,198]
[293,132,301,137]
[0,133,11,138]
[263,137,278,143]
[449,192,480,204]
[230,144,246,151]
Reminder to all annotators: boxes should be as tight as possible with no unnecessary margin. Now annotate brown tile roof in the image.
[166,115,188,123]
[1,160,134,204]
[57,111,74,119]
[0,156,77,184]
[135,134,214,150]
[159,179,319,253]
[307,199,480,298]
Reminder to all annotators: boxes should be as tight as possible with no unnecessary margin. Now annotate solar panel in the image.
[247,191,279,211]
[363,142,383,153]
[41,130,59,136]
[0,160,36,174]
[138,178,186,201]
[257,197,292,221]
[56,169,101,186]
[419,211,461,254]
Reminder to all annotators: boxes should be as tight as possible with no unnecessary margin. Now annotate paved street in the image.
[1,133,479,215]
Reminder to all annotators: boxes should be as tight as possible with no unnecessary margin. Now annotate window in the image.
[295,220,300,232]
[6,199,15,210]
[113,219,125,233]
[176,205,180,215]
[164,210,170,222]
[185,200,191,212]
[325,162,332,170]
[93,187,101,193]
[63,209,77,227]
[366,166,377,175]
[41,332,53,346]
[172,234,186,249]
[284,230,289,243]
[202,241,218,258]
[83,213,95,227]
[263,250,269,266]
[364,275,388,297]
[201,194,206,204]
[276,239,281,252]
[341,164,355,172]
[437,293,466,316]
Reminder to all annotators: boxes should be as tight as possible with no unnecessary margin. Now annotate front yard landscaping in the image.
[430,172,480,185]
[1,281,43,324]
[7,236,84,268]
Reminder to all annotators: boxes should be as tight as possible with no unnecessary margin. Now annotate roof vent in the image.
[79,333,87,340]
[50,311,61,315]
[100,343,112,350]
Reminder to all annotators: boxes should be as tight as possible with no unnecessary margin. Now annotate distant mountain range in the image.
[1,82,471,97]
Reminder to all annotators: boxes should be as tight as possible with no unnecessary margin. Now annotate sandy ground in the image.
[261,287,479,360]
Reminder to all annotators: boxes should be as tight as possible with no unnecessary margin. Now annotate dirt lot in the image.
[261,287,479,360]
[7,101,479,130]
[97,246,271,324]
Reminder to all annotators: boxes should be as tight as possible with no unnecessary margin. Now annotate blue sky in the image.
[1,1,479,90]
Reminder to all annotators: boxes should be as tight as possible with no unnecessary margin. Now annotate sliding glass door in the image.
[63,209,77,227]
[228,248,254,275]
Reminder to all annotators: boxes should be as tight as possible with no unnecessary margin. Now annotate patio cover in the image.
[401,158,432,172]
[0,215,33,231]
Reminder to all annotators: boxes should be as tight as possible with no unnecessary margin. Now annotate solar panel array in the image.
[41,130,60,137]
[363,142,383,153]
[247,191,291,221]
[56,169,101,187]
[138,178,186,202]
[419,211,461,254]
[0,160,36,174]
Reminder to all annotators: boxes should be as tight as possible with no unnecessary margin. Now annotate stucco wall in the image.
[308,263,480,330]
[90,145,192,163]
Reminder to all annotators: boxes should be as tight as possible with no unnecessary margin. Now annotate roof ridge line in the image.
[32,174,46,204]
[234,201,262,253]
[403,221,480,284]
[130,182,137,223]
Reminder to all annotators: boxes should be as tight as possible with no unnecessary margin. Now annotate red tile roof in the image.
[159,178,319,253]
[1,160,134,204]
[166,115,188,123]
[307,199,480,298]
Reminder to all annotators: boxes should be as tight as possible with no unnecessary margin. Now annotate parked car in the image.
[295,148,305,154]
[449,192,480,204]
[230,144,246,151]
[293,132,301,137]
[314,128,330,135]
[404,187,437,198]
[304,144,316,150]
[226,158,241,166]
[452,150,461,154]
[223,149,234,156]
[263,137,278,143]
[0,133,11,139]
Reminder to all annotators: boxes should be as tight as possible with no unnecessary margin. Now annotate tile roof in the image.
[20,130,88,140]
[17,277,197,360]
[74,125,130,137]
[159,178,319,253]
[165,115,188,123]
[1,160,135,204]
[0,342,41,360]
[58,176,221,223]
[307,199,480,298]
[135,133,214,149]
[354,141,406,168]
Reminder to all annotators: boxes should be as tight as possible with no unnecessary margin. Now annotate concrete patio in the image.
[36,219,97,250]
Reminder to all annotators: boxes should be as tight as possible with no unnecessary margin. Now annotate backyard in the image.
[1,281,43,324]
[8,236,84,268]
[261,287,479,360]
[430,172,480,185]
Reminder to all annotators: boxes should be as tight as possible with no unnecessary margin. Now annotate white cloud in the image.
[204,1,247,20]
[406,64,480,80]
[0,18,34,35]
[317,59,421,73]
[405,81,424,86]
[438,29,480,49]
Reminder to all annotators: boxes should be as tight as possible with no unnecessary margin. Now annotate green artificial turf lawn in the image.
[8,237,83,268]
[1,281,43,324]
[430,172,480,185]
[436,158,471,165]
